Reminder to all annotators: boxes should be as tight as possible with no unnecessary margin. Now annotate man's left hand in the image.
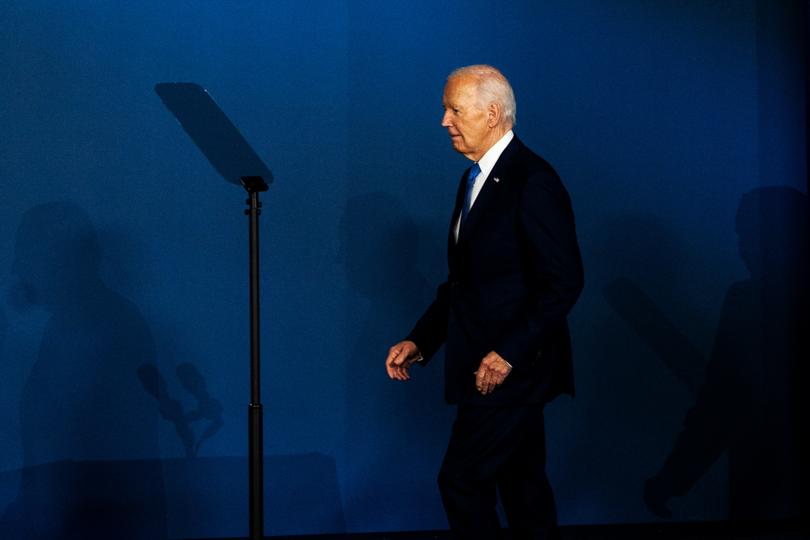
[475,351,512,395]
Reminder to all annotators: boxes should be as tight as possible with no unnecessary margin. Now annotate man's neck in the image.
[470,125,513,162]
[475,130,514,176]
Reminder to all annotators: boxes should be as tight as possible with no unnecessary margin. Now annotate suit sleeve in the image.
[494,170,584,367]
[404,172,466,364]
[405,280,450,364]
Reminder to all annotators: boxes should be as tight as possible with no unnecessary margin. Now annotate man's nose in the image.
[441,111,452,127]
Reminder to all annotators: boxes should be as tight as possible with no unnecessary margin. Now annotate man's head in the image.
[441,65,516,162]
[11,201,101,309]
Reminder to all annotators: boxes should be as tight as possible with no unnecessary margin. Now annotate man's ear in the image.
[487,102,502,128]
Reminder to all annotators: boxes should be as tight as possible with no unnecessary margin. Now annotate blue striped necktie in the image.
[461,163,481,227]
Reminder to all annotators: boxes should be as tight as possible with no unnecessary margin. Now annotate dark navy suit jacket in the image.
[408,136,584,405]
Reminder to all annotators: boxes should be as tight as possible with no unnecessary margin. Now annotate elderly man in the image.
[385,65,583,539]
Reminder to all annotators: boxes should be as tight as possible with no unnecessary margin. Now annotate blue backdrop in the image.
[0,1,806,537]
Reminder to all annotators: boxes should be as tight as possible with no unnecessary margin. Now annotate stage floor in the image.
[190,519,805,540]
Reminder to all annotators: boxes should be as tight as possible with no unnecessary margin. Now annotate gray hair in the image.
[449,65,516,126]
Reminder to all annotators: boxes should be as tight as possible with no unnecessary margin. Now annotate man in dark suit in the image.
[385,65,583,539]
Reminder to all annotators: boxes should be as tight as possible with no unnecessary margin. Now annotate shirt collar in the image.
[475,130,514,180]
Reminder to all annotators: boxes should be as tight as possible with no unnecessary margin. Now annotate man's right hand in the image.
[385,340,422,381]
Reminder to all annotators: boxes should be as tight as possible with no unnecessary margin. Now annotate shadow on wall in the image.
[340,192,451,529]
[0,202,167,539]
[138,363,224,458]
[631,187,808,521]
[0,202,345,538]
[599,213,706,394]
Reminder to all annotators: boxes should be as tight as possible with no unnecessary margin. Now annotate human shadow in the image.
[644,186,808,521]
[0,201,167,539]
[137,362,224,458]
[340,192,452,529]
[603,277,704,395]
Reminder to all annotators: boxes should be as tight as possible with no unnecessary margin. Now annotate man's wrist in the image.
[406,340,424,363]
[491,350,512,369]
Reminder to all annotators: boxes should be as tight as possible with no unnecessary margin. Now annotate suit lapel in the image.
[447,169,468,264]
[457,137,522,243]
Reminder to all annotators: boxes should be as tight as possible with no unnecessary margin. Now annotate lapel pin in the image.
[493,177,500,183]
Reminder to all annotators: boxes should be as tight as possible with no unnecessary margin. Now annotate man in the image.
[385,65,583,539]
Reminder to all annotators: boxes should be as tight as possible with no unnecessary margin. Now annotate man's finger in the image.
[391,342,419,367]
[388,346,404,366]
[386,344,408,379]
[389,351,414,380]
[478,367,492,394]
[386,363,396,380]
[486,371,498,393]
[477,363,506,394]
[475,368,486,390]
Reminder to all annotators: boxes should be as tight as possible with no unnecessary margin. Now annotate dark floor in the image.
[190,520,806,540]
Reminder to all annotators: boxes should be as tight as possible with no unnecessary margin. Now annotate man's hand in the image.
[386,340,422,381]
[475,351,512,395]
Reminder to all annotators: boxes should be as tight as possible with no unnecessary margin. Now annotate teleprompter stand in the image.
[242,175,268,540]
[155,83,274,540]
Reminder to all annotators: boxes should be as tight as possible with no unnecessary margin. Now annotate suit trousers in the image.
[438,403,560,540]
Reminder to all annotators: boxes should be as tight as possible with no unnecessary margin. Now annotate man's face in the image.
[441,75,492,161]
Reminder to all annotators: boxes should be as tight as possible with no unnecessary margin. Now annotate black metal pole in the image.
[155,83,275,539]
[242,176,268,540]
